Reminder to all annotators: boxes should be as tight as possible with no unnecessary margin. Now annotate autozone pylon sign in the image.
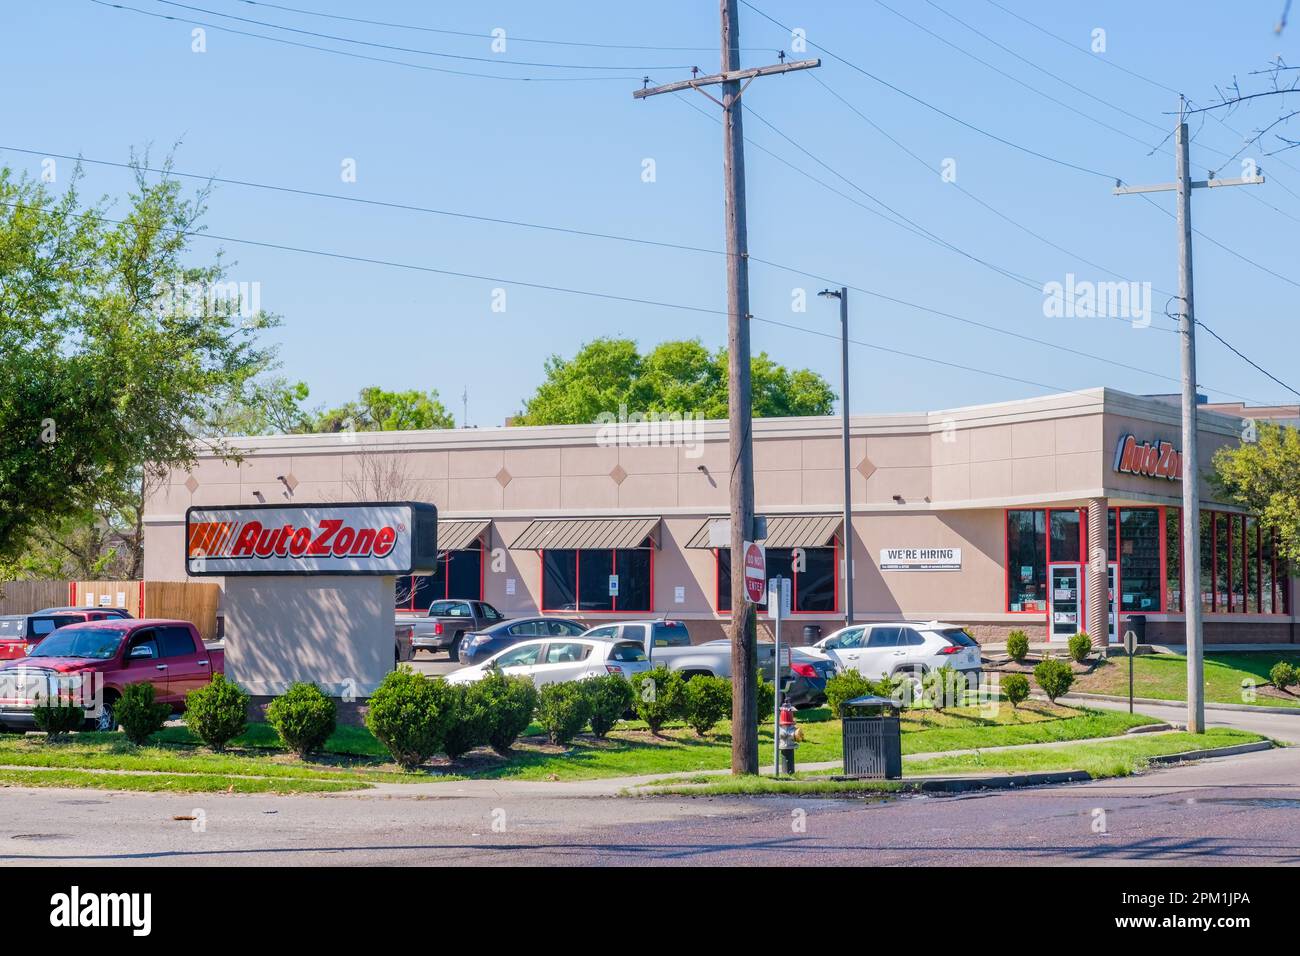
[185,502,438,576]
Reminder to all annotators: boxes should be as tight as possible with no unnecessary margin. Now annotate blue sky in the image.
[3,0,1297,425]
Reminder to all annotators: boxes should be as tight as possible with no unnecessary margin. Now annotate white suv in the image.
[810,621,983,693]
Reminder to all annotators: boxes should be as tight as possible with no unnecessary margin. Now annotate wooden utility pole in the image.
[1114,97,1263,734]
[635,2,818,774]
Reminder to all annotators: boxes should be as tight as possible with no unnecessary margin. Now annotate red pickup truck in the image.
[0,618,224,732]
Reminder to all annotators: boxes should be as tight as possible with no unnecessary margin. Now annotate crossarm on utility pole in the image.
[634,59,820,99]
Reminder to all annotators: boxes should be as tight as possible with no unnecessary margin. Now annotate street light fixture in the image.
[819,287,853,626]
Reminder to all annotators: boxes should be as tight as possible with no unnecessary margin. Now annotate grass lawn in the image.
[0,703,1163,792]
[636,728,1267,796]
[1070,652,1300,708]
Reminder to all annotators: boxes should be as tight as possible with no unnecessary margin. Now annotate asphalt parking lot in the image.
[407,651,462,678]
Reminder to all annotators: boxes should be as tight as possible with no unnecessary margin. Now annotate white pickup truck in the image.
[580,620,775,681]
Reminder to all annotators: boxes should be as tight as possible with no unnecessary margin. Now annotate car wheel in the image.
[86,698,116,733]
[893,670,923,704]
[448,633,463,661]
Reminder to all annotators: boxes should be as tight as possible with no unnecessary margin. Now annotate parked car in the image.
[394,623,416,665]
[581,621,775,681]
[397,599,507,660]
[0,618,225,731]
[0,611,112,661]
[783,648,837,709]
[806,621,983,696]
[34,606,133,619]
[459,617,587,665]
[446,636,650,688]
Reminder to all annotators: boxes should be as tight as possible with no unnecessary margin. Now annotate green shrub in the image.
[581,673,634,738]
[441,681,491,760]
[629,666,685,734]
[925,664,964,711]
[536,681,592,745]
[825,670,877,717]
[1269,660,1297,691]
[1006,630,1030,664]
[33,701,84,737]
[365,669,456,769]
[681,675,731,737]
[184,674,248,752]
[474,670,538,754]
[756,672,776,723]
[265,682,337,757]
[1068,632,1093,663]
[116,681,171,745]
[1002,673,1030,708]
[1034,657,1075,704]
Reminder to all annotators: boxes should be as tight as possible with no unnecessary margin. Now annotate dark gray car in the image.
[459,617,587,665]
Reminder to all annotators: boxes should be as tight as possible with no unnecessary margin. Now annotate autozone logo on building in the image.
[188,518,397,561]
[1113,434,1182,481]
[184,503,435,576]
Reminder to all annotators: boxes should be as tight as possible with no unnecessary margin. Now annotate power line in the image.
[5,195,1275,404]
[869,0,1166,154]
[739,0,1119,181]
[1196,319,1300,397]
[150,0,701,70]
[88,1,644,81]
[231,0,778,54]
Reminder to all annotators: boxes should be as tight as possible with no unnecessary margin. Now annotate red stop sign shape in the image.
[743,541,766,604]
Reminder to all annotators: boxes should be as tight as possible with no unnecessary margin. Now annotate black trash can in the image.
[1124,614,1147,644]
[802,623,822,644]
[840,695,902,780]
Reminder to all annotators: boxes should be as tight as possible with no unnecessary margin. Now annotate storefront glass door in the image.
[1048,564,1082,641]
[1106,562,1118,643]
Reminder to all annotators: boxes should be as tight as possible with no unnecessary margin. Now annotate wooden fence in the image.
[0,580,68,616]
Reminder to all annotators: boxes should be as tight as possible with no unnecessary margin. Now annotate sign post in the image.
[1123,628,1138,714]
[768,576,790,776]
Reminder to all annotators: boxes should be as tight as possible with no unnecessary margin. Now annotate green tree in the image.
[314,386,455,433]
[1213,422,1300,562]
[0,157,278,563]
[514,337,835,425]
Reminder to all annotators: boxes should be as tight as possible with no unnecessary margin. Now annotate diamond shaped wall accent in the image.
[609,463,628,485]
[495,467,513,488]
[282,472,299,493]
[856,456,877,480]
[184,475,199,493]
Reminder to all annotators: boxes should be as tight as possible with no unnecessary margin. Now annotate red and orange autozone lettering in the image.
[1113,434,1181,481]
[226,519,397,560]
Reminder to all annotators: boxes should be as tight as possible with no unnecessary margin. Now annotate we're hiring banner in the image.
[184,502,438,576]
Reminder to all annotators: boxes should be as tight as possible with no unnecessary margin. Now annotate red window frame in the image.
[538,548,655,614]
[393,540,486,611]
[1196,510,1287,615]
[712,537,841,616]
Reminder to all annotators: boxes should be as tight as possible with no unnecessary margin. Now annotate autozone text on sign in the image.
[1113,434,1182,481]
[879,547,962,571]
[186,504,421,576]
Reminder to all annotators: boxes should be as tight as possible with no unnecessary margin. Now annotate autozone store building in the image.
[143,387,1296,649]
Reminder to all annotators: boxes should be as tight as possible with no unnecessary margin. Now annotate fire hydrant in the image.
[777,701,798,774]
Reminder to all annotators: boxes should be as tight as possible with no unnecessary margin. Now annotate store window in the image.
[1198,510,1287,614]
[1119,509,1161,612]
[1165,507,1181,612]
[394,545,484,610]
[1007,510,1047,612]
[541,548,652,613]
[716,546,838,613]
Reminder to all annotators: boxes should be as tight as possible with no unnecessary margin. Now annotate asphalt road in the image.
[2,698,1296,867]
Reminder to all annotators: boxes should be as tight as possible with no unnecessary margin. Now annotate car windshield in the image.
[27,628,123,660]
[428,601,469,617]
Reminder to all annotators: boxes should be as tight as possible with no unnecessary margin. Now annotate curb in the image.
[1059,691,1300,715]
[1146,740,1276,764]
[908,770,1092,792]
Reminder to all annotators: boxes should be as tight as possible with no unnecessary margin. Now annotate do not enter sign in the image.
[743,540,766,604]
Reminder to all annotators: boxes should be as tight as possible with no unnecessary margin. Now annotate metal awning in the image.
[685,514,842,549]
[510,516,660,550]
[437,519,491,552]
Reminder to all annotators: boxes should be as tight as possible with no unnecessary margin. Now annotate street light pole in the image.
[820,287,854,626]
